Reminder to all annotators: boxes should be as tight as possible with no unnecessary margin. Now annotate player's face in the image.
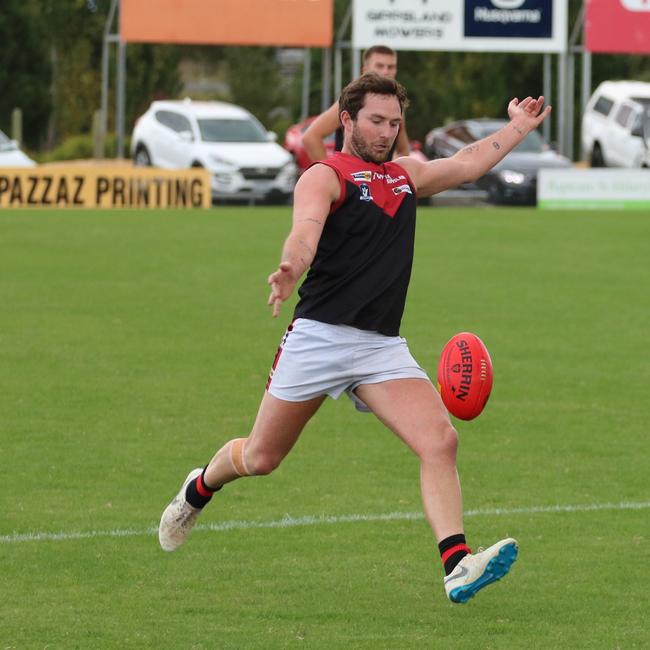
[362,53,398,79]
[345,93,402,164]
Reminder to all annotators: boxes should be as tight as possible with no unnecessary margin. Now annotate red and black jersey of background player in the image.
[293,152,417,337]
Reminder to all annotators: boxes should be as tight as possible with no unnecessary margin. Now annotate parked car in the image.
[284,116,428,174]
[581,80,650,168]
[131,99,297,202]
[425,119,571,204]
[0,129,36,167]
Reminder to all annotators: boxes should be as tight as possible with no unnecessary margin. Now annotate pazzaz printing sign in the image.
[464,0,552,39]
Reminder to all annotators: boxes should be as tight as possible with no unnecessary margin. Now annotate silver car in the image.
[131,99,297,203]
[425,119,572,205]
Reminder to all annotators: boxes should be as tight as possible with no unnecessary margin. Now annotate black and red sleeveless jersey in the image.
[293,152,417,336]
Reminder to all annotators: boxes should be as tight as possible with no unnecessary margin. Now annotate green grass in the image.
[1,207,649,649]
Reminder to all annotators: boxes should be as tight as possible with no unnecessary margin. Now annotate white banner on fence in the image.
[353,0,567,53]
[538,168,650,209]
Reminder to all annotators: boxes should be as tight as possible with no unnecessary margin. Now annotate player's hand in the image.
[507,96,552,129]
[267,262,298,318]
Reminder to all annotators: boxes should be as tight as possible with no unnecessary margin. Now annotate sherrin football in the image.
[437,332,493,421]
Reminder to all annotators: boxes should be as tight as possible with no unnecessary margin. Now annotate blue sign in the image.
[464,0,552,39]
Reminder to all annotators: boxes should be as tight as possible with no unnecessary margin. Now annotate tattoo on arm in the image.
[462,144,479,154]
[492,141,501,150]
[297,239,314,257]
[296,239,315,274]
[296,217,323,225]
[512,124,525,136]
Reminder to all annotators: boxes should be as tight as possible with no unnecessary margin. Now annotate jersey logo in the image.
[374,172,406,184]
[392,184,412,195]
[359,183,373,202]
[351,170,373,182]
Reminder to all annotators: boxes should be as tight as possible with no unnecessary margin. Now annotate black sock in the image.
[438,534,471,576]
[185,467,221,509]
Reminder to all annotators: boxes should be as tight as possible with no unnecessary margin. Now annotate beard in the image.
[350,123,391,164]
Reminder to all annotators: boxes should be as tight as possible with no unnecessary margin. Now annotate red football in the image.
[437,332,493,421]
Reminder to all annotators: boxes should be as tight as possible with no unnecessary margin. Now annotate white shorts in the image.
[266,318,431,411]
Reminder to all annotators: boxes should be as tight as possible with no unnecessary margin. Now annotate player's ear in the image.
[340,110,353,129]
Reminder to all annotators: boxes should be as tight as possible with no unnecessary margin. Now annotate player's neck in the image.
[341,143,384,166]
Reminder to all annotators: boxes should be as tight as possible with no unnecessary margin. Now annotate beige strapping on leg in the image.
[229,437,252,476]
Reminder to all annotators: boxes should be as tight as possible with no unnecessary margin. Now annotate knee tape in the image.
[229,437,253,476]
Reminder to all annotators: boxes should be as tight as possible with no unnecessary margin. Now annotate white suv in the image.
[581,80,650,168]
[131,99,297,202]
[0,129,36,167]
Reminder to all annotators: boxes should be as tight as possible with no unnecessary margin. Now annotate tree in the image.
[0,0,52,148]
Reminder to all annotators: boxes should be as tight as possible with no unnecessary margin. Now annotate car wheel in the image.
[590,143,605,168]
[487,183,503,204]
[134,145,152,166]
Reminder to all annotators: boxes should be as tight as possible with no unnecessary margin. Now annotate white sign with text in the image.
[538,168,650,209]
[352,0,567,53]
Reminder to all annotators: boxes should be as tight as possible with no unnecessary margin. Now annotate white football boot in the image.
[158,468,203,551]
[444,538,518,603]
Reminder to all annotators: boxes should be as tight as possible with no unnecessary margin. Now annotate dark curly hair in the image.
[339,73,409,122]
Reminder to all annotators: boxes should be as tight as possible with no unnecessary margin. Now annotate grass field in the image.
[1,206,649,649]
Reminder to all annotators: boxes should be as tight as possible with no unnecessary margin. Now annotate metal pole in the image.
[334,45,342,96]
[301,48,311,121]
[321,47,332,111]
[543,53,552,143]
[101,0,119,156]
[566,52,575,161]
[116,38,126,159]
[581,53,592,161]
[558,50,567,157]
[11,108,23,145]
[337,3,353,43]
[334,2,352,95]
[564,2,585,162]
[101,38,109,155]
[352,48,361,79]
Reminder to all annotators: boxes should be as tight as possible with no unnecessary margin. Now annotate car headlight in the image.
[209,154,235,167]
[277,160,297,179]
[499,170,526,185]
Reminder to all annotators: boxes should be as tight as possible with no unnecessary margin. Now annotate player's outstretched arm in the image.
[267,164,340,317]
[398,96,552,198]
[302,102,340,162]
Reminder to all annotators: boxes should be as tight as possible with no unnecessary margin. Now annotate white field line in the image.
[1,500,649,545]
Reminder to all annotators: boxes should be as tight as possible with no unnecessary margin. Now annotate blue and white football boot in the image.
[444,538,519,604]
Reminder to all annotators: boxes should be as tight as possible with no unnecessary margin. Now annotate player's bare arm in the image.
[267,164,340,317]
[302,102,341,162]
[397,96,552,197]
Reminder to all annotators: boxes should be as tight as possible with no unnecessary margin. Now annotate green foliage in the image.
[0,0,52,148]
[34,132,131,163]
[224,47,297,133]
[397,51,546,141]
[0,0,180,152]
[3,0,650,157]
[126,44,183,125]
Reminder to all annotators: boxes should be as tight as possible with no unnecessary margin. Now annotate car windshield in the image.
[476,123,546,153]
[197,118,268,143]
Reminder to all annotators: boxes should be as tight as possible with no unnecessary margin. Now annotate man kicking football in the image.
[159,72,550,604]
